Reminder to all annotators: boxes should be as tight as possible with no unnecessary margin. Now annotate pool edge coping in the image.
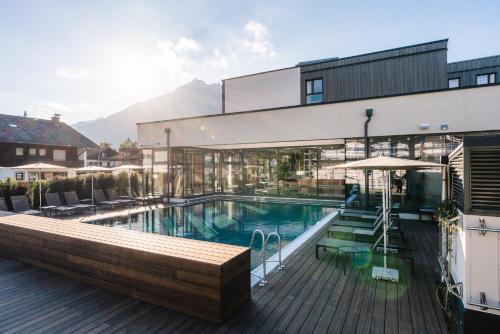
[250,209,339,287]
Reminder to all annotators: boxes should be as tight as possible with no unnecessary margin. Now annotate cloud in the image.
[154,39,198,77]
[242,20,276,58]
[56,67,91,78]
[174,37,201,53]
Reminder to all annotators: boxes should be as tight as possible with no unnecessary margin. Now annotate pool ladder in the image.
[249,229,285,287]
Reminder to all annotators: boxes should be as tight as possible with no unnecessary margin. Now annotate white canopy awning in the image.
[331,156,445,171]
[12,162,68,171]
[113,164,145,171]
[75,166,112,172]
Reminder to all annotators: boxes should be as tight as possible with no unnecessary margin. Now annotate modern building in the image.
[0,113,97,180]
[136,39,500,211]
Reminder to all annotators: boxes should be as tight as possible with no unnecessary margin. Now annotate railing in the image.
[249,229,284,287]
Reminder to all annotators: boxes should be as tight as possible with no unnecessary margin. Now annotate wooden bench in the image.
[0,213,250,323]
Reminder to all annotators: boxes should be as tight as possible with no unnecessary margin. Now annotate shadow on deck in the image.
[0,220,448,333]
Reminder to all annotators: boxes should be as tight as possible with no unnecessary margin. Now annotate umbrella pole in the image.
[128,162,131,198]
[382,170,387,269]
[39,169,42,208]
[91,171,94,205]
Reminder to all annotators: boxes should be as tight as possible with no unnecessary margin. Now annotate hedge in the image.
[0,173,142,210]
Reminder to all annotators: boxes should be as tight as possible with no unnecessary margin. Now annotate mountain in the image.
[73,79,221,146]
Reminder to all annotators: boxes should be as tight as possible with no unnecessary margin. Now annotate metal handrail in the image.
[265,231,285,270]
[250,229,267,286]
[250,229,285,287]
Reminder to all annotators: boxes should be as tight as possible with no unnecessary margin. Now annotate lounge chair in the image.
[0,197,8,211]
[93,189,122,209]
[44,193,77,216]
[316,236,414,273]
[63,191,96,212]
[104,188,135,206]
[131,190,154,205]
[340,206,382,219]
[10,195,41,215]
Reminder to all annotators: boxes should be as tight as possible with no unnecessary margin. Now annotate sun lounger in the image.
[44,193,77,215]
[341,206,382,219]
[0,197,8,211]
[316,237,372,257]
[93,189,122,209]
[10,195,41,215]
[104,188,135,206]
[63,191,96,212]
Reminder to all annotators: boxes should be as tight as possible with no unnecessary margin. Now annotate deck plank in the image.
[0,220,448,333]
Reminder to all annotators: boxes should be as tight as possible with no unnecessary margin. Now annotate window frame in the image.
[15,147,23,156]
[53,149,66,161]
[476,73,496,85]
[305,78,324,104]
[448,77,460,89]
[39,148,46,157]
[29,148,37,156]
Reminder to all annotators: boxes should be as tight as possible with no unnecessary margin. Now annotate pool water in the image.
[85,200,335,268]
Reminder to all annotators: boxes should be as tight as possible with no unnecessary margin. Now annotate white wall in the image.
[452,213,500,316]
[138,85,500,149]
[223,67,301,114]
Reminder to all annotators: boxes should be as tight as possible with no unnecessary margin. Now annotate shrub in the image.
[116,172,129,196]
[0,177,29,210]
[96,173,116,191]
[28,180,50,209]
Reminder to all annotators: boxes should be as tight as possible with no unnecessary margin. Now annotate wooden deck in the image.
[0,219,448,333]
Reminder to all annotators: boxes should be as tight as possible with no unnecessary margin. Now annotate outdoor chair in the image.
[63,191,96,212]
[328,214,407,246]
[0,197,8,211]
[10,195,41,215]
[44,193,77,216]
[131,190,154,205]
[340,206,382,220]
[93,189,121,209]
[104,188,135,206]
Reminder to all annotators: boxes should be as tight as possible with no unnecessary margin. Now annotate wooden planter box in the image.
[0,212,250,323]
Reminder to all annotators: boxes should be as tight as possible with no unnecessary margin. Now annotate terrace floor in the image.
[0,220,448,334]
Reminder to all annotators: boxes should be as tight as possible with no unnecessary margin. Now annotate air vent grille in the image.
[449,150,464,211]
[470,148,500,212]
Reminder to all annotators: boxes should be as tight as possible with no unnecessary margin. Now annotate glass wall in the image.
[147,145,348,200]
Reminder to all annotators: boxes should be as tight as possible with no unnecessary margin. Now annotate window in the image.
[477,73,496,85]
[448,78,460,88]
[15,172,24,181]
[53,149,66,161]
[305,78,323,104]
[39,148,46,156]
[15,147,23,156]
[29,148,36,156]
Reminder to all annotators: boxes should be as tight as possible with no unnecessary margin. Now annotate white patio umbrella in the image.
[113,163,144,198]
[332,156,444,282]
[12,162,68,208]
[75,165,112,205]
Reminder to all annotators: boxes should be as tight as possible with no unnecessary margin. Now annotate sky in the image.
[1,0,499,124]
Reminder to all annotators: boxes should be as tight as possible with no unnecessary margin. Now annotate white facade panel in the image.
[138,85,500,149]
[224,67,301,113]
[452,213,500,316]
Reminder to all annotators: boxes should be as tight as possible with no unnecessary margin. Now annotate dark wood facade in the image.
[300,39,449,104]
[447,55,500,87]
[0,142,81,168]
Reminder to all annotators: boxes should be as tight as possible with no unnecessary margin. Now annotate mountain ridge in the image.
[73,79,221,146]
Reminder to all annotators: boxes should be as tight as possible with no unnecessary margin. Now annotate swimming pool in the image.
[85,200,336,268]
